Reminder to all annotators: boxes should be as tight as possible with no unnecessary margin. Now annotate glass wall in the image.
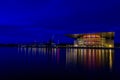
[72,32,114,48]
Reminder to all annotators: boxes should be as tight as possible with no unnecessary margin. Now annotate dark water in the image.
[0,47,120,80]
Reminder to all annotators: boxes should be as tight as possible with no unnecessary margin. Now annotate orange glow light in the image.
[83,34,100,38]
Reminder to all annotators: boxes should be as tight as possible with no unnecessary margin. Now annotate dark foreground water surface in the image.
[0,47,120,80]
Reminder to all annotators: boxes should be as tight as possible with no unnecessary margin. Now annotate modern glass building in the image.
[65,32,114,48]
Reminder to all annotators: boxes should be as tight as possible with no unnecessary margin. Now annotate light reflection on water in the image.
[66,48,114,70]
[18,47,114,70]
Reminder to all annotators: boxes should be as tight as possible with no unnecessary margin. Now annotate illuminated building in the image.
[65,32,114,48]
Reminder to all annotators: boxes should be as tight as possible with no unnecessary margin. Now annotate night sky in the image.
[0,0,120,43]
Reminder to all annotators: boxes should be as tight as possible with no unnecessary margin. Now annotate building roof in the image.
[65,32,114,39]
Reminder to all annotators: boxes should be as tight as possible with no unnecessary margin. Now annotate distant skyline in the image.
[0,0,120,43]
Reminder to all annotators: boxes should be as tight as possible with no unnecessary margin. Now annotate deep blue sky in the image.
[0,0,120,43]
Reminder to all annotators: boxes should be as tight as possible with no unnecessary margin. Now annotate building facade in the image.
[65,32,114,48]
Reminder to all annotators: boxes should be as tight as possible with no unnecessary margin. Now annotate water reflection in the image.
[18,47,61,64]
[66,48,114,70]
[18,47,114,70]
